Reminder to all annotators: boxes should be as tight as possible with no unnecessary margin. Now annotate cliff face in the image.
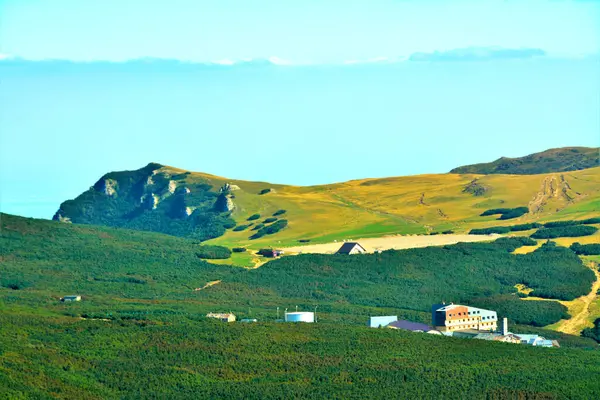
[53,163,235,241]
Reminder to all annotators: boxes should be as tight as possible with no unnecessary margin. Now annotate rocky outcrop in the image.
[54,213,72,223]
[214,192,235,212]
[168,180,177,194]
[463,179,488,197]
[96,178,118,197]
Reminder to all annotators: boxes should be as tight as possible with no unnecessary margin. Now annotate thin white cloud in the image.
[212,59,236,66]
[267,56,291,65]
[0,53,14,60]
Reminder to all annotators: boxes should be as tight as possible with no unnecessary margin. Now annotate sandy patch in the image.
[282,234,502,254]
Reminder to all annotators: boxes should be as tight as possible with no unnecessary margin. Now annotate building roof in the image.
[206,313,235,318]
[388,320,432,332]
[336,242,366,254]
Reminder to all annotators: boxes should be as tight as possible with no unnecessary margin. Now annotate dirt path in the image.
[194,280,221,291]
[281,233,501,254]
[557,262,600,335]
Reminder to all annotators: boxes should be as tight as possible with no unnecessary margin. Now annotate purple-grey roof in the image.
[388,320,432,332]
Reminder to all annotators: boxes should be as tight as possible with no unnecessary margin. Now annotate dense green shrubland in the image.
[570,243,600,256]
[469,223,542,235]
[233,223,253,232]
[583,318,600,343]
[531,225,598,239]
[240,239,593,316]
[195,245,232,259]
[470,295,569,327]
[1,313,599,399]
[543,218,600,228]
[480,207,529,220]
[1,213,599,398]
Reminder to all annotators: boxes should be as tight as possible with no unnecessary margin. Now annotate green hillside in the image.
[1,213,600,398]
[450,147,599,175]
[52,159,600,253]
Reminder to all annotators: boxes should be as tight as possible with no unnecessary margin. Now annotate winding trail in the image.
[194,280,221,291]
[521,260,599,335]
[557,262,600,335]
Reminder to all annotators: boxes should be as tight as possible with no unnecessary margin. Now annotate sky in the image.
[0,0,599,219]
[1,0,599,62]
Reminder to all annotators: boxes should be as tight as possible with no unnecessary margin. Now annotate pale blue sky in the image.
[1,0,599,62]
[0,1,599,219]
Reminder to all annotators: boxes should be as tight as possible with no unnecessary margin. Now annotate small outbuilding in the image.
[285,312,315,323]
[206,313,236,322]
[336,242,367,255]
[61,295,81,302]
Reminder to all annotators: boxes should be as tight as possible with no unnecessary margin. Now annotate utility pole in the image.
[314,305,318,323]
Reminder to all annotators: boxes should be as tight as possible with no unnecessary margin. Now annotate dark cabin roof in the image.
[388,320,433,332]
[336,242,366,254]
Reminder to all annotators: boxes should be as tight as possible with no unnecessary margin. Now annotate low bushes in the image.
[250,220,288,240]
[263,217,278,224]
[570,243,600,256]
[247,214,260,221]
[232,247,247,253]
[471,295,569,327]
[259,189,271,195]
[273,209,286,216]
[531,225,598,239]
[233,224,253,232]
[544,218,600,228]
[469,223,542,235]
[1,279,31,290]
[582,318,600,343]
[481,207,529,220]
[195,245,232,259]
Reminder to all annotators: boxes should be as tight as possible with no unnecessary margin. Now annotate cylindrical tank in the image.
[284,312,315,323]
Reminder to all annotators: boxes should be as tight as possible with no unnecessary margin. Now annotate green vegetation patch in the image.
[247,214,261,221]
[263,217,278,224]
[531,225,598,239]
[480,207,529,220]
[469,223,542,235]
[544,217,600,228]
[195,245,232,260]
[240,239,594,315]
[273,209,287,216]
[249,220,288,240]
[570,243,600,256]
[1,314,600,399]
[583,317,600,343]
[470,295,569,327]
[232,224,253,232]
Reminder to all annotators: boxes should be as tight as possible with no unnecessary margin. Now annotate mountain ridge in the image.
[450,147,599,175]
[53,147,600,249]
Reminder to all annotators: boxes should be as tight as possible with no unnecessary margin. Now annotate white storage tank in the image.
[284,311,315,323]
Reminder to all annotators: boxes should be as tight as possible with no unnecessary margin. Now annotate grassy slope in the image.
[172,166,600,249]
